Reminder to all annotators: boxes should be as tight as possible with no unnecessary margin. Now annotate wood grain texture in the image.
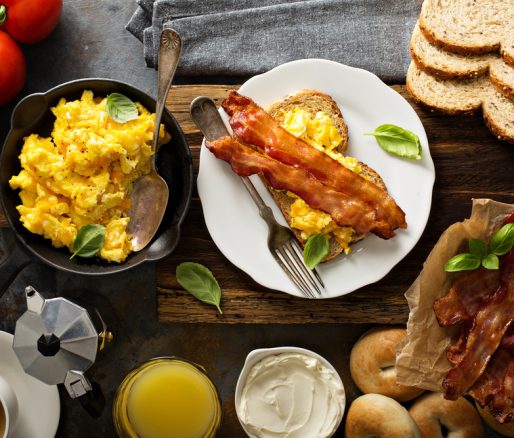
[157,84,514,323]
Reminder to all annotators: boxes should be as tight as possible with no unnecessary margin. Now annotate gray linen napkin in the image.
[126,0,421,82]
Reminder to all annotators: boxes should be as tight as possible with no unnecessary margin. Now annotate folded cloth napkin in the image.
[126,0,421,82]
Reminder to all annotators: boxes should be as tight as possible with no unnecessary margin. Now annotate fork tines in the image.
[273,241,325,299]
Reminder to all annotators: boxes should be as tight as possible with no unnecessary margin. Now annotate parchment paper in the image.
[396,198,514,390]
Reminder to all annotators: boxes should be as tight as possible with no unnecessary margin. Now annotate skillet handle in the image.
[0,232,33,297]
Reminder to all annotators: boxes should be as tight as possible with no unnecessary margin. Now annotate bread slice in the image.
[410,22,496,79]
[483,89,514,143]
[406,62,489,115]
[418,0,512,55]
[267,90,349,154]
[501,35,514,68]
[262,90,389,261]
[406,62,514,144]
[489,58,514,101]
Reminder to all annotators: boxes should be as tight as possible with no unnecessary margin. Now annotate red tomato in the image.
[0,30,25,105]
[0,0,62,44]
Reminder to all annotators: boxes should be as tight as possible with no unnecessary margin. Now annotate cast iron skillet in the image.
[0,78,193,290]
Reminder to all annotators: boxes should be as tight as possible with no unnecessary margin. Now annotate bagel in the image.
[477,404,514,437]
[345,393,421,438]
[409,392,485,438]
[350,327,425,401]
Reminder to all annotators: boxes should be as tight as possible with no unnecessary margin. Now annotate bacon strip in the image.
[434,268,499,326]
[206,136,396,237]
[442,249,514,400]
[222,91,407,234]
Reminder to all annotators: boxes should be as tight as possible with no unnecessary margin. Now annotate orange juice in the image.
[113,358,221,438]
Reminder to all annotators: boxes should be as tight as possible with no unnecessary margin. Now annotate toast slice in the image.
[410,22,496,79]
[406,62,514,143]
[263,90,387,261]
[418,0,512,55]
[489,58,514,101]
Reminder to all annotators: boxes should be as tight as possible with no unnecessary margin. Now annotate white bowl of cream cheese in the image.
[235,347,346,438]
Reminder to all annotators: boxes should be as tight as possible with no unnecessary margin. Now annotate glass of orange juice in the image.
[113,357,222,438]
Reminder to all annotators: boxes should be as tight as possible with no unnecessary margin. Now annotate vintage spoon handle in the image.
[153,29,182,166]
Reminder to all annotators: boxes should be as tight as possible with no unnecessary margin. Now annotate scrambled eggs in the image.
[281,108,364,254]
[9,90,169,263]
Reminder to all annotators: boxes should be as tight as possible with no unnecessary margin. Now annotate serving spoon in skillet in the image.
[126,29,182,251]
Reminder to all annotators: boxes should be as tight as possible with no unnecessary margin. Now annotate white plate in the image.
[198,59,435,298]
[0,331,60,438]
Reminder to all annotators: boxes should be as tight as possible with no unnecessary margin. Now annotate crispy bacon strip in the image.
[442,249,514,400]
[221,91,407,234]
[206,136,396,237]
[434,268,499,326]
[470,347,514,423]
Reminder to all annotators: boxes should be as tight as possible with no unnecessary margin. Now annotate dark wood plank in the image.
[156,84,514,323]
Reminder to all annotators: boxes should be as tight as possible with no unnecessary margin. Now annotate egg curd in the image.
[281,108,365,254]
[9,90,169,263]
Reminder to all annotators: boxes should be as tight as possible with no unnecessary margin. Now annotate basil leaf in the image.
[303,234,329,269]
[106,93,138,123]
[71,224,106,259]
[444,253,481,272]
[365,124,422,160]
[482,253,499,270]
[490,223,514,256]
[469,238,487,257]
[176,262,222,314]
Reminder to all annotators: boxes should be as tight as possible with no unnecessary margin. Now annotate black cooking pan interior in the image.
[0,78,193,277]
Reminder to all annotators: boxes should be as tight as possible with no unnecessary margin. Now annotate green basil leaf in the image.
[444,253,481,272]
[71,224,106,259]
[469,238,488,257]
[106,93,138,123]
[490,223,514,256]
[176,262,222,314]
[364,124,422,160]
[482,253,499,270]
[303,233,329,269]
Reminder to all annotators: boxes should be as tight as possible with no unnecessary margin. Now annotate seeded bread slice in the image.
[264,164,386,261]
[267,90,349,154]
[483,89,514,142]
[410,22,496,79]
[406,62,489,115]
[501,35,514,68]
[407,62,514,144]
[418,0,513,55]
[489,58,514,101]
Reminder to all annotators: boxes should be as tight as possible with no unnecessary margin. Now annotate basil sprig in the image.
[444,223,514,272]
[303,233,329,269]
[106,93,138,123]
[176,262,223,314]
[365,124,422,160]
[71,224,106,259]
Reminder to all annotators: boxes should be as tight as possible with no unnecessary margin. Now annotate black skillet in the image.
[0,79,193,293]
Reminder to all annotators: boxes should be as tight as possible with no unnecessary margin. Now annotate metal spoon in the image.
[127,29,182,251]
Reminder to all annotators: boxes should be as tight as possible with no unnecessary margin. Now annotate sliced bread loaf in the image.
[418,0,513,55]
[410,22,496,79]
[502,35,514,68]
[489,58,514,101]
[267,90,349,154]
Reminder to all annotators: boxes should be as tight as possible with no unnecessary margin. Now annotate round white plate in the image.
[198,59,435,298]
[0,331,60,438]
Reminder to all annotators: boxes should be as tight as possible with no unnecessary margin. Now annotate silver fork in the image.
[190,96,324,298]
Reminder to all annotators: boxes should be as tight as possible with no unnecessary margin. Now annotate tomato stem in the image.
[0,5,6,26]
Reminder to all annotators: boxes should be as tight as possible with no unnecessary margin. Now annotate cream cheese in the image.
[238,352,345,438]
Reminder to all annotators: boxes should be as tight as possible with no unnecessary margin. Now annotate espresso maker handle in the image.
[64,370,105,418]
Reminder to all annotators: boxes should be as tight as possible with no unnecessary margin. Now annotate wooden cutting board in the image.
[156,84,514,324]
